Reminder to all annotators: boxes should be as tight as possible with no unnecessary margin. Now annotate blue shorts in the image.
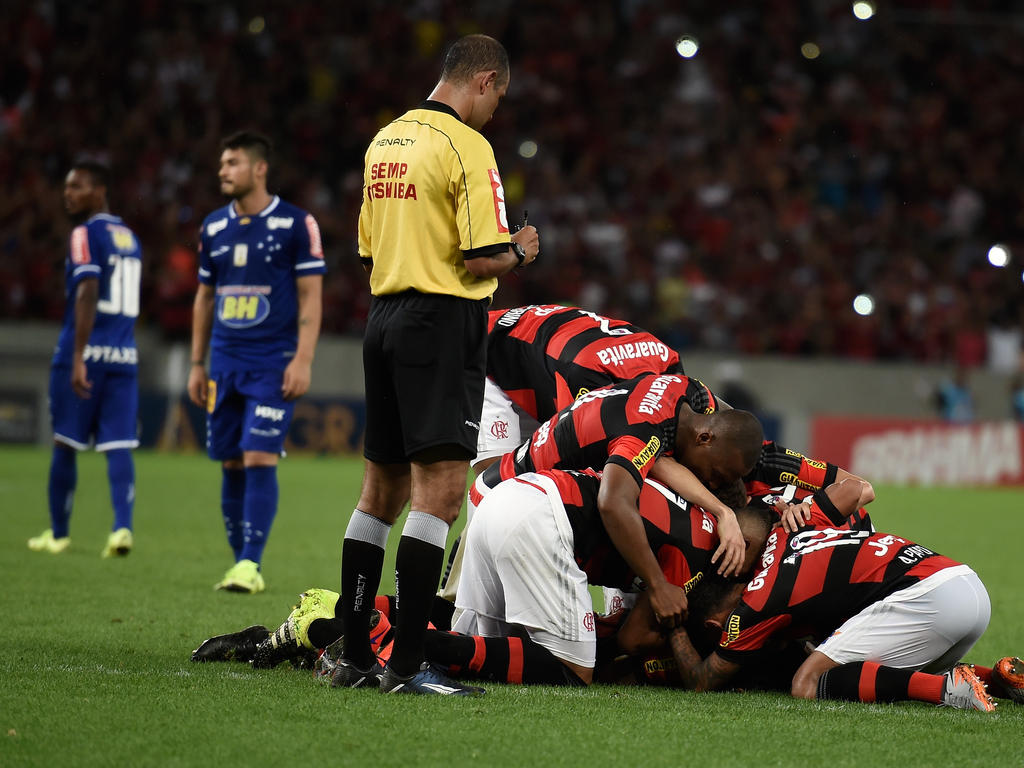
[50,365,139,451]
[206,369,294,460]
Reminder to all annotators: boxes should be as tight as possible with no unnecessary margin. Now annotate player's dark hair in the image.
[736,505,773,540]
[221,131,272,164]
[440,34,509,86]
[714,409,764,470]
[71,160,110,188]
[714,478,748,511]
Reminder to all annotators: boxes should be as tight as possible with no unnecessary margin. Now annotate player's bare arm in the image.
[71,277,99,399]
[282,274,322,400]
[836,468,875,506]
[188,282,215,407]
[598,463,687,627]
[648,457,745,578]
[778,467,875,533]
[668,626,741,692]
[463,225,539,279]
[823,476,870,516]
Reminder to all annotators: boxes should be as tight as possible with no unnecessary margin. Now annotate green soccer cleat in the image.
[214,559,266,594]
[101,527,133,558]
[287,588,340,650]
[251,588,339,669]
[28,529,70,554]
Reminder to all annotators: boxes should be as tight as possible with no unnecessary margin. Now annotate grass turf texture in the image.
[1,445,1022,768]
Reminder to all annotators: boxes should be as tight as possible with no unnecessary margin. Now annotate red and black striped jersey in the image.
[487,305,683,421]
[488,373,719,489]
[744,441,837,498]
[716,490,961,664]
[745,442,871,531]
[530,469,719,592]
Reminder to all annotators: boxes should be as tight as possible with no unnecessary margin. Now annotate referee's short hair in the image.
[441,34,509,87]
[221,130,273,164]
[71,160,110,188]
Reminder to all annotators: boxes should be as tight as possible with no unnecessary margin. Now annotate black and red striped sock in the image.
[423,630,585,686]
[816,661,944,704]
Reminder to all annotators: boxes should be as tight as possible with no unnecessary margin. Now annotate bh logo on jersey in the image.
[217,288,271,329]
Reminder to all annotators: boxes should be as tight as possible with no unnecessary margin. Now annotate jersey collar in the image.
[86,212,119,224]
[419,100,462,122]
[228,195,280,219]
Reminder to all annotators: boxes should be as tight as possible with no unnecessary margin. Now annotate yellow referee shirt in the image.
[358,101,512,300]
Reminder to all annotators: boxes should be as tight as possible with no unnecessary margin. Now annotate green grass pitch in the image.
[1,445,1022,767]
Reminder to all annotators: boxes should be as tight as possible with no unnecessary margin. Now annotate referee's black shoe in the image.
[379,662,485,696]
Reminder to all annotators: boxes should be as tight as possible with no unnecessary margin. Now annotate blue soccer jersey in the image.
[53,213,142,370]
[198,196,326,372]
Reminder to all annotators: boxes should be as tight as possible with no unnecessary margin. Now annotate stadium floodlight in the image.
[853,293,875,316]
[518,140,538,159]
[852,2,875,20]
[987,243,1010,268]
[675,36,700,59]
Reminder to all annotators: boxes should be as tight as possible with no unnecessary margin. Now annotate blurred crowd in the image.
[2,0,1023,370]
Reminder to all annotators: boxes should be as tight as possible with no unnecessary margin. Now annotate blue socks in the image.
[221,467,246,559]
[239,465,278,565]
[47,445,77,538]
[105,448,134,532]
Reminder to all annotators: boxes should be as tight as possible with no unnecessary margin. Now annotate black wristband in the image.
[511,241,526,267]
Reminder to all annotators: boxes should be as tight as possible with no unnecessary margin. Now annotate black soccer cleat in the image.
[379,662,485,696]
[330,657,385,689]
[191,625,269,663]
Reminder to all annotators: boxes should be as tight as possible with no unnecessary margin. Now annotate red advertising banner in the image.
[810,416,1024,486]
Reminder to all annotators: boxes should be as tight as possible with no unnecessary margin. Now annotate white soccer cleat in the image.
[943,664,996,712]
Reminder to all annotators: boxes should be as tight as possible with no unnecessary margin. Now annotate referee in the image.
[334,34,539,695]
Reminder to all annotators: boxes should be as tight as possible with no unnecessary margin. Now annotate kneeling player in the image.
[454,468,769,685]
[666,478,1018,711]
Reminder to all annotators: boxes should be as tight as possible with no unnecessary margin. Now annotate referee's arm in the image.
[464,225,539,278]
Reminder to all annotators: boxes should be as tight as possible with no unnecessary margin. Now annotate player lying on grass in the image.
[192,468,768,687]
[662,477,1021,711]
[450,469,775,685]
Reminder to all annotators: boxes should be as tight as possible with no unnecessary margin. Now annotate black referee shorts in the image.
[363,291,487,463]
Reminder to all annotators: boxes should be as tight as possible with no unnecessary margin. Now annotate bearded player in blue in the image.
[188,132,325,593]
[29,161,142,558]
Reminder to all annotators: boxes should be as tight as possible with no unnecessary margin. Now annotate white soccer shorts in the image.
[473,378,540,470]
[453,472,596,668]
[815,564,990,673]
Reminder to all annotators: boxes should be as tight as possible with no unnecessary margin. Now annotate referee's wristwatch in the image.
[511,241,527,267]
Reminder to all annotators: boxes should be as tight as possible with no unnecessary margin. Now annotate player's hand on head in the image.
[647,580,687,628]
[281,358,312,400]
[71,360,92,399]
[712,512,745,578]
[778,501,813,533]
[187,366,208,408]
[511,225,540,265]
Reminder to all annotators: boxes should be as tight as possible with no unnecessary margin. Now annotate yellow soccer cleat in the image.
[101,528,133,558]
[28,529,70,554]
[251,588,339,669]
[214,559,266,594]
